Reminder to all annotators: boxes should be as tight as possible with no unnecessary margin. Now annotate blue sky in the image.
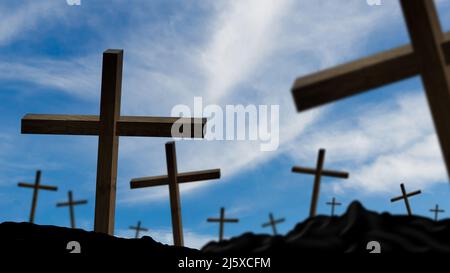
[1,0,450,249]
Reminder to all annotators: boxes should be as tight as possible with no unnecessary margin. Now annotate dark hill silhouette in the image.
[1,202,450,259]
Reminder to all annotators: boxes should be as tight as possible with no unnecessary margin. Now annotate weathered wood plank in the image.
[130,169,221,188]
[291,166,349,178]
[399,0,450,181]
[291,31,450,111]
[93,49,123,235]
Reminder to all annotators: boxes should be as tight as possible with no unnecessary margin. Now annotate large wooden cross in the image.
[207,207,239,242]
[21,49,206,235]
[390,183,422,216]
[130,141,220,247]
[261,213,285,235]
[326,197,342,217]
[292,149,349,217]
[18,170,58,223]
[56,190,87,229]
[129,221,148,238]
[291,0,450,180]
[429,204,445,221]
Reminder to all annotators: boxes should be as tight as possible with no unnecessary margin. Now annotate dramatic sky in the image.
[1,0,450,249]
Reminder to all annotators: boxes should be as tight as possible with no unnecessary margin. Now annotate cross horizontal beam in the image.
[207,218,239,223]
[56,200,88,207]
[262,219,285,227]
[21,114,207,138]
[17,182,57,191]
[390,190,422,202]
[129,226,148,232]
[130,169,221,188]
[291,166,349,178]
[291,31,450,111]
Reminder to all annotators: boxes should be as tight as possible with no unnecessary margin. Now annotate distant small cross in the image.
[429,204,445,221]
[292,148,349,217]
[129,221,148,239]
[261,213,285,235]
[56,190,88,229]
[390,183,422,216]
[326,197,342,217]
[207,207,239,242]
[18,170,58,223]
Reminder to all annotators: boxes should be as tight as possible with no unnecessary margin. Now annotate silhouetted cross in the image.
[130,141,220,247]
[326,197,342,217]
[390,183,422,216]
[56,191,87,229]
[207,207,239,242]
[261,213,285,235]
[292,149,349,217]
[21,50,206,235]
[129,221,148,239]
[291,0,450,181]
[18,170,58,223]
[429,204,445,221]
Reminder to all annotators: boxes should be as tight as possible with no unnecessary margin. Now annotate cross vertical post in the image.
[30,170,41,223]
[94,49,123,235]
[207,207,239,242]
[165,142,183,246]
[56,190,88,228]
[400,0,450,178]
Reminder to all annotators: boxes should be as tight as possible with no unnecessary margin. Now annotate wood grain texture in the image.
[130,169,220,188]
[291,31,450,111]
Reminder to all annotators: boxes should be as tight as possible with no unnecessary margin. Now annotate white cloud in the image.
[0,1,65,45]
[287,91,447,195]
[116,227,214,250]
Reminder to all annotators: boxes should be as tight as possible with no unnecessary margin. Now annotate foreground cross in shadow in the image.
[261,213,285,235]
[291,0,450,182]
[292,149,349,217]
[430,204,445,221]
[18,170,58,223]
[129,221,148,239]
[207,207,239,242]
[21,50,206,235]
[130,141,220,247]
[390,183,422,216]
[56,191,88,229]
[326,197,342,217]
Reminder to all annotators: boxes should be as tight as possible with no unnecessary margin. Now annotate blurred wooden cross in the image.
[18,170,58,223]
[56,190,87,229]
[261,213,285,235]
[129,221,148,239]
[207,207,239,242]
[292,149,349,217]
[429,204,445,221]
[390,183,421,216]
[21,49,207,235]
[291,0,450,181]
[326,197,342,217]
[130,141,220,247]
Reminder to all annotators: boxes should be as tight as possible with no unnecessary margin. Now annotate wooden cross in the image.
[291,0,450,180]
[390,183,422,216]
[18,170,58,223]
[130,141,220,247]
[21,49,207,235]
[292,149,349,217]
[326,197,342,217]
[261,213,285,235]
[207,207,239,242]
[429,204,445,221]
[56,190,87,229]
[129,221,148,239]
